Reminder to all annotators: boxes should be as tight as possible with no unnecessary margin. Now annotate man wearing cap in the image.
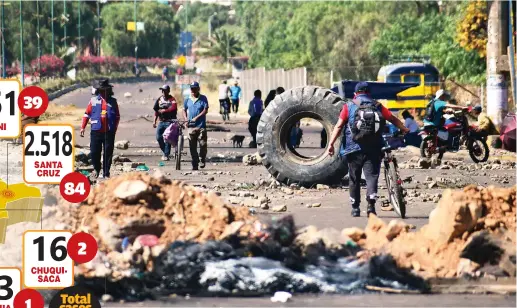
[183,81,209,170]
[230,80,242,113]
[327,82,409,217]
[424,89,466,128]
[470,105,499,135]
[80,79,120,179]
[153,85,178,161]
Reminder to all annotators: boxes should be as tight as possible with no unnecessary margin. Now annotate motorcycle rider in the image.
[327,82,409,217]
[424,89,467,128]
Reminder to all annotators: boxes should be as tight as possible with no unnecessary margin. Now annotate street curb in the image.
[48,75,162,101]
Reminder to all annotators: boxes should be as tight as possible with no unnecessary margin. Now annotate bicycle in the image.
[169,120,191,170]
[381,132,406,218]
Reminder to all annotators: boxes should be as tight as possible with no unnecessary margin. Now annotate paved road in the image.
[51,80,517,306]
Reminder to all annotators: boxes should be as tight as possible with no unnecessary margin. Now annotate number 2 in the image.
[78,243,87,255]
[0,275,13,301]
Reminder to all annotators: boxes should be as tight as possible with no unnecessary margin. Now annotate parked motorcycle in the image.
[419,108,489,163]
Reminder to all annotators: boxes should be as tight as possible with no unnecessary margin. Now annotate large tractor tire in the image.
[256,86,348,187]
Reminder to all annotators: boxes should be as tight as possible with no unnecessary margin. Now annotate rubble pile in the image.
[69,172,259,279]
[362,185,516,278]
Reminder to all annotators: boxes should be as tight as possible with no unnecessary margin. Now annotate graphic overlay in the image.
[0,181,42,244]
[0,268,21,308]
[0,79,21,139]
[17,86,49,118]
[23,124,75,184]
[59,173,91,203]
[49,286,101,308]
[22,231,74,289]
[13,289,44,308]
[67,232,98,265]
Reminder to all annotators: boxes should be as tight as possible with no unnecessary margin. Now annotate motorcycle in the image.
[419,108,489,163]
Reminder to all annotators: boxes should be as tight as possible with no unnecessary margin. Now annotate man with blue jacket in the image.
[327,82,408,217]
[80,79,120,179]
[183,81,209,170]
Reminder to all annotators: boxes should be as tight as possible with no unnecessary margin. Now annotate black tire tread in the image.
[257,86,347,187]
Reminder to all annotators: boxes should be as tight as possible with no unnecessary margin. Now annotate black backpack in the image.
[350,100,386,143]
[424,99,436,122]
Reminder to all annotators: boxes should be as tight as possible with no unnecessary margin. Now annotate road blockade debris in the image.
[46,171,515,301]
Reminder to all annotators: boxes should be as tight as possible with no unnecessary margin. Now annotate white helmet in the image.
[435,89,449,100]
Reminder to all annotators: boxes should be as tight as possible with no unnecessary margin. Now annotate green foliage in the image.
[3,1,95,67]
[234,1,422,80]
[176,2,231,37]
[201,29,243,60]
[100,2,180,58]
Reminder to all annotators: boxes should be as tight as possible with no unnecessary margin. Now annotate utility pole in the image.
[1,0,5,78]
[78,0,81,52]
[37,0,41,77]
[97,0,100,56]
[134,0,138,73]
[19,0,23,87]
[486,0,510,128]
[51,0,54,55]
[63,0,67,48]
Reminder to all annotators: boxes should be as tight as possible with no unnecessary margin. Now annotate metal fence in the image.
[238,67,307,107]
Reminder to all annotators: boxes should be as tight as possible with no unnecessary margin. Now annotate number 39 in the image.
[24,96,42,110]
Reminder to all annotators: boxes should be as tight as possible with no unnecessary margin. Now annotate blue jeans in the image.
[156,121,171,157]
[90,130,115,177]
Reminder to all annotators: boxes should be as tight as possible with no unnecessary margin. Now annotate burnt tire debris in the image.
[75,223,428,301]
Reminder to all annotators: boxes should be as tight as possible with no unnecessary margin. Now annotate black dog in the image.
[230,135,245,148]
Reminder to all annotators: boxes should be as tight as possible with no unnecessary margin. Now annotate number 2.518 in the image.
[24,131,73,156]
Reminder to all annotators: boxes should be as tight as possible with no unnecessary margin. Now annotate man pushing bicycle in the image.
[327,82,408,217]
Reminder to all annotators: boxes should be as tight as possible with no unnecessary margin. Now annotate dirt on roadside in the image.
[356,185,516,279]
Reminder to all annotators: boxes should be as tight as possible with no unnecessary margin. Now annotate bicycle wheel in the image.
[384,160,406,218]
[176,133,184,170]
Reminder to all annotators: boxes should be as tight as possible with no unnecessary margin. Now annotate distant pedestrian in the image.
[248,89,263,147]
[218,80,231,118]
[264,89,276,109]
[183,81,209,170]
[153,85,178,161]
[276,87,285,95]
[80,79,120,179]
[230,80,242,113]
[162,66,169,81]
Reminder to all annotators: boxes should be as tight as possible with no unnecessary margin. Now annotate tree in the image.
[2,1,95,68]
[201,29,243,60]
[368,6,485,84]
[100,2,180,58]
[457,0,488,58]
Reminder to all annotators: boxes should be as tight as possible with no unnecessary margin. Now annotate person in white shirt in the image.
[218,80,231,119]
[402,110,422,147]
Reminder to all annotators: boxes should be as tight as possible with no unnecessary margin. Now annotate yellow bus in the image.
[377,62,440,111]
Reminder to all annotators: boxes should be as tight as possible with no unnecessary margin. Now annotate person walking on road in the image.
[153,85,178,161]
[218,80,231,118]
[248,89,263,147]
[327,82,408,217]
[80,79,120,179]
[230,80,242,114]
[184,81,209,170]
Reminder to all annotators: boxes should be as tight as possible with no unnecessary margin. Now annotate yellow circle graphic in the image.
[0,189,15,199]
